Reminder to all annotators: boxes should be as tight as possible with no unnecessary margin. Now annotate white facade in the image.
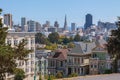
[5,32,39,80]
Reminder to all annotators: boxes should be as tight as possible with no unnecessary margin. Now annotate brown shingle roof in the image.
[53,49,68,60]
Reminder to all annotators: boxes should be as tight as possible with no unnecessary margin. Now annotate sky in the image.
[0,0,120,27]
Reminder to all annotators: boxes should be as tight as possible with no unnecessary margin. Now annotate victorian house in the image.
[89,40,112,75]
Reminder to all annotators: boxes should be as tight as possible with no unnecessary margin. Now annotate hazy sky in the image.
[0,0,120,27]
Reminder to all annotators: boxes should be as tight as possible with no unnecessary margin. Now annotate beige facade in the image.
[67,53,90,76]
[5,32,39,80]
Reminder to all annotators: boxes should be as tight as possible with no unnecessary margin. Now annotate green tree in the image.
[14,39,32,60]
[67,42,75,48]
[45,44,57,50]
[0,9,2,27]
[0,9,32,80]
[107,17,120,72]
[35,33,48,44]
[74,34,81,42]
[14,68,25,80]
[69,36,74,42]
[48,32,59,43]
[62,37,70,44]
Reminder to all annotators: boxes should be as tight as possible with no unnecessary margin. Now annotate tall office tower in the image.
[84,14,93,29]
[71,23,76,31]
[24,25,28,32]
[4,14,13,28]
[54,21,59,28]
[46,21,50,27]
[27,20,36,32]
[21,17,27,31]
[64,15,67,31]
[36,22,41,32]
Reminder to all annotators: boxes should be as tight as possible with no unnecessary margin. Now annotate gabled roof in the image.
[69,42,96,55]
[53,49,68,60]
[93,39,107,51]
[95,39,107,46]
[70,44,83,54]
[92,45,107,51]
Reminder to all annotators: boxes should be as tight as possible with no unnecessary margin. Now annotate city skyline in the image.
[0,0,120,27]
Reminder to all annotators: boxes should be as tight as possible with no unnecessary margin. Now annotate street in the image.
[73,74,120,80]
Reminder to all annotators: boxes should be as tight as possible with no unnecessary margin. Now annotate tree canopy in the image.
[0,9,32,80]
[107,17,120,72]
[48,32,59,43]
[62,37,70,44]
[35,33,48,44]
[14,68,25,80]
[74,33,81,42]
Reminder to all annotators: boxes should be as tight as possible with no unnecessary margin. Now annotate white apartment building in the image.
[5,32,39,80]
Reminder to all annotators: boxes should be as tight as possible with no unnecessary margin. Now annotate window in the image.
[31,39,34,44]
[68,57,72,64]
[74,57,77,64]
[22,61,24,65]
[14,39,18,45]
[31,68,34,72]
[31,54,34,58]
[60,61,63,67]
[91,65,93,68]
[44,60,46,66]
[25,39,29,44]
[19,62,21,66]
[81,58,84,64]
[94,65,97,68]
[93,54,97,58]
[27,54,30,58]
[26,61,29,65]
[7,39,11,45]
[31,61,34,64]
[78,58,80,64]
[31,47,34,51]
[26,68,29,72]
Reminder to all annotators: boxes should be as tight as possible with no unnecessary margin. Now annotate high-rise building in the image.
[36,22,41,32]
[98,21,116,30]
[84,14,93,29]
[43,21,50,29]
[64,15,67,31]
[54,21,59,28]
[71,23,76,31]
[27,20,36,32]
[4,14,13,28]
[46,21,50,27]
[21,17,27,31]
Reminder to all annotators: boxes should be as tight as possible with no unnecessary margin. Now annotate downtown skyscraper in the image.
[21,17,27,31]
[84,14,93,29]
[4,14,13,28]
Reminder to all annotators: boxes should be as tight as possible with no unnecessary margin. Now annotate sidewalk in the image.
[55,73,120,80]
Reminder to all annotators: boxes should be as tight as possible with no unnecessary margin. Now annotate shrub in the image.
[44,75,56,80]
[104,69,112,74]
[68,73,78,77]
[56,72,63,78]
[39,75,42,80]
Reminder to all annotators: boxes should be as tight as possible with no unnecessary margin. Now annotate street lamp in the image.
[48,71,51,80]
